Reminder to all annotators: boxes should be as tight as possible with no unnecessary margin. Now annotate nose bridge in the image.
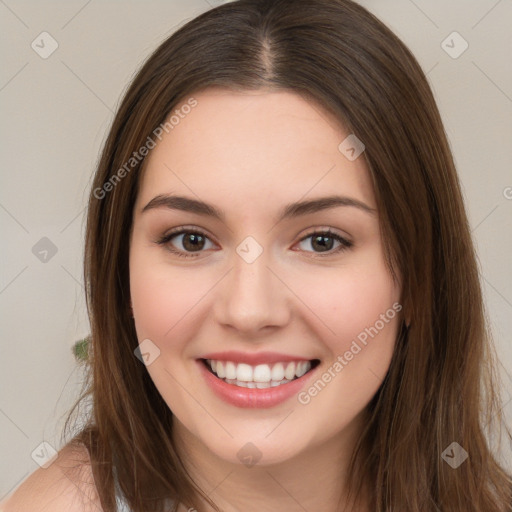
[214,238,290,333]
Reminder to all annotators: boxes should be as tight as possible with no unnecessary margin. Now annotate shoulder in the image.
[1,442,103,512]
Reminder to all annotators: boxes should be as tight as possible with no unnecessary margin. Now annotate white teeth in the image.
[236,363,253,382]
[271,363,285,381]
[296,361,311,378]
[284,362,296,380]
[205,359,315,388]
[216,361,226,378]
[253,364,271,383]
[225,361,237,380]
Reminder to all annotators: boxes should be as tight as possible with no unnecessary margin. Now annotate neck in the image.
[173,411,370,512]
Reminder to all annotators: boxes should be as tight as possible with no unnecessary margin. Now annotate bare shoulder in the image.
[1,443,102,512]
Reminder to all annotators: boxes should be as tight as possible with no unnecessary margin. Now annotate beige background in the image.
[1,0,511,499]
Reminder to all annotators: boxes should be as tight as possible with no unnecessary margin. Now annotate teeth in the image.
[284,362,296,380]
[236,363,253,382]
[205,359,314,388]
[226,379,292,388]
[225,361,237,380]
[253,364,271,383]
[216,361,226,378]
[271,363,285,381]
[296,361,311,378]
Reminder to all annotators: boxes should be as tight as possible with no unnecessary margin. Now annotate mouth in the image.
[200,358,321,389]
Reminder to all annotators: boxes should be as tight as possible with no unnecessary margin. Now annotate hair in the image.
[62,0,512,510]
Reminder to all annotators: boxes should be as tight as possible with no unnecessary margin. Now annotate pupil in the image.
[312,235,333,252]
[183,233,204,251]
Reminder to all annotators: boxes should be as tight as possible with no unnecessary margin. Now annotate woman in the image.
[4,0,511,510]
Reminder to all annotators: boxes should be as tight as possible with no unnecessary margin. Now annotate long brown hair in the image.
[63,0,512,510]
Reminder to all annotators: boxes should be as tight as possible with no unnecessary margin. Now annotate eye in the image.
[155,227,215,258]
[155,227,353,259]
[295,229,353,257]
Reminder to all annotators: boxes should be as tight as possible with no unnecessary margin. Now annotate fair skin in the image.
[129,88,402,511]
[0,444,103,511]
[2,89,402,511]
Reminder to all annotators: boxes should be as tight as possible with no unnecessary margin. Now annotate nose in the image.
[213,249,291,337]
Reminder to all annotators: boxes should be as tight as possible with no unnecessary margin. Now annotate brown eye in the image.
[156,228,214,258]
[296,230,353,256]
[181,232,206,251]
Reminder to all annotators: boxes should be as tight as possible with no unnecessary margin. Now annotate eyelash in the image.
[155,227,353,259]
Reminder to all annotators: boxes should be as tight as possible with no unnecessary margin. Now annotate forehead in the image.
[135,88,375,216]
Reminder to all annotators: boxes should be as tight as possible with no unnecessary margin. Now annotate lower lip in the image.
[197,360,317,409]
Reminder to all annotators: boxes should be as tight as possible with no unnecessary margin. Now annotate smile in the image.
[197,356,320,408]
[203,359,318,388]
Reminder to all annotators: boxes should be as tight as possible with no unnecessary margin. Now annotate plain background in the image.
[1,0,511,500]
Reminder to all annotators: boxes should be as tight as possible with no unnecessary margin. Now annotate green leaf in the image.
[73,336,90,362]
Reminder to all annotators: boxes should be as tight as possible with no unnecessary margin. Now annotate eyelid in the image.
[166,225,216,240]
[298,226,352,244]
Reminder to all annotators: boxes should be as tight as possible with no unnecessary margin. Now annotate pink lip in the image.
[196,359,318,409]
[200,351,313,365]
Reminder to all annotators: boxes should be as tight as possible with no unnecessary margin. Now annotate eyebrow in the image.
[141,193,377,221]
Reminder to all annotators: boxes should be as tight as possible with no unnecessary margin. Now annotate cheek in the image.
[129,247,208,410]
[295,263,401,416]
[129,247,199,346]
[129,246,224,365]
[292,258,401,356]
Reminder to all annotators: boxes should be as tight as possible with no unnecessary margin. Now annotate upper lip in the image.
[200,351,317,366]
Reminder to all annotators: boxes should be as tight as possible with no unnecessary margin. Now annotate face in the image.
[129,88,402,466]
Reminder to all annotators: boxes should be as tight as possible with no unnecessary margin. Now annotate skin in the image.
[129,88,403,512]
